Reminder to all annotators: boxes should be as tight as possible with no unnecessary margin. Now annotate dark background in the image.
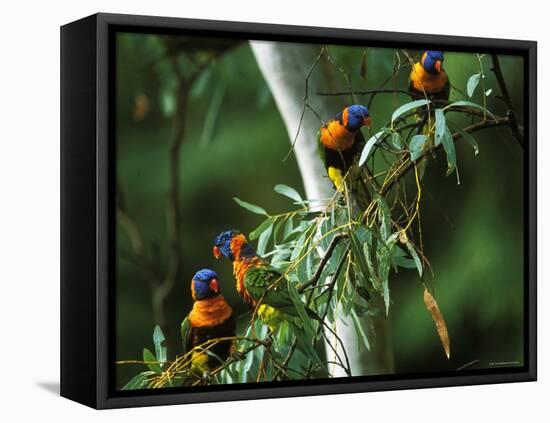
[115,33,524,388]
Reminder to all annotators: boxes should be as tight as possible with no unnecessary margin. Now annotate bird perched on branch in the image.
[213,230,311,325]
[213,229,323,362]
[408,50,450,101]
[408,51,451,176]
[318,104,372,195]
[180,269,236,374]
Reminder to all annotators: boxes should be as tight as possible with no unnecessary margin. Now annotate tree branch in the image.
[490,54,524,148]
[317,88,413,97]
[381,117,511,196]
[298,232,348,293]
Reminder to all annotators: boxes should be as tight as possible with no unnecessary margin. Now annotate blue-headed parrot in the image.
[409,50,450,101]
[318,104,371,193]
[408,50,451,175]
[213,230,324,365]
[180,269,236,374]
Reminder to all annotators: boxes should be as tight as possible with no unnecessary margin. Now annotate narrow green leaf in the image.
[256,223,273,255]
[376,195,392,241]
[364,240,383,293]
[379,249,393,316]
[467,73,481,97]
[434,109,446,147]
[455,127,480,156]
[283,215,294,239]
[351,308,370,352]
[446,100,497,121]
[121,371,154,390]
[143,348,162,373]
[274,184,302,203]
[249,217,275,241]
[359,130,385,167]
[319,217,332,250]
[441,126,457,176]
[287,280,315,339]
[393,255,417,269]
[296,236,311,284]
[404,239,423,278]
[391,99,431,124]
[153,325,167,365]
[391,132,403,149]
[233,197,268,216]
[409,134,428,162]
[350,231,371,284]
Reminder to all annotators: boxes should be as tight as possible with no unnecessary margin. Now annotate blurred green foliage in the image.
[116,32,524,387]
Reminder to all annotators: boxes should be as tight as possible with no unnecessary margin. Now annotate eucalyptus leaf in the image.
[121,371,154,390]
[434,109,446,147]
[296,236,311,284]
[283,215,294,239]
[446,100,497,121]
[274,184,302,203]
[249,217,275,241]
[441,126,457,176]
[404,239,423,278]
[351,308,371,352]
[391,99,431,125]
[350,231,371,285]
[143,348,162,373]
[458,128,480,156]
[391,132,404,149]
[467,73,481,97]
[359,130,385,167]
[392,255,417,269]
[287,281,316,342]
[233,197,268,216]
[256,223,273,255]
[376,195,392,241]
[409,134,428,162]
[153,325,167,365]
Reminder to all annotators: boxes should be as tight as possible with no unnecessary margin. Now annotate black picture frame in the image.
[60,12,537,409]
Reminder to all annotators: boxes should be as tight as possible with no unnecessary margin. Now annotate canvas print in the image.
[115,32,525,390]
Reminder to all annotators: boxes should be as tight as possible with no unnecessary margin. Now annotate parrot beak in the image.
[213,246,221,259]
[209,278,219,293]
[363,116,372,128]
[434,60,442,73]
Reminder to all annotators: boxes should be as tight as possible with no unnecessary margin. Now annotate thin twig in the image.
[381,118,511,196]
[298,233,348,293]
[283,46,326,161]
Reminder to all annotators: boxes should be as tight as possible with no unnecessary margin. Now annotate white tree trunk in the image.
[250,41,394,376]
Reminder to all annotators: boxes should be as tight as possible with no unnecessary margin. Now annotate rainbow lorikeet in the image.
[213,230,324,363]
[180,269,236,374]
[408,50,450,101]
[408,51,451,174]
[318,104,372,195]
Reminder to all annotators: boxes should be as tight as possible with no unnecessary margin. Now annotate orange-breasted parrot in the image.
[408,51,451,175]
[408,50,450,101]
[180,269,236,374]
[213,229,323,363]
[318,104,371,194]
[317,105,373,213]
